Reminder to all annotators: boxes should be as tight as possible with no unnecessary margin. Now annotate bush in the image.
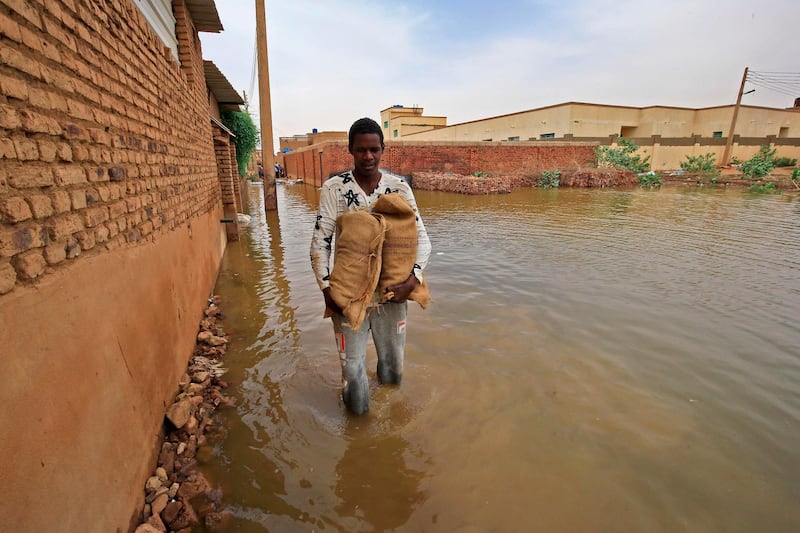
[596,138,651,173]
[637,171,663,187]
[773,157,797,167]
[740,145,776,179]
[538,169,560,188]
[681,153,720,179]
[221,110,260,176]
[472,170,488,177]
[747,181,779,194]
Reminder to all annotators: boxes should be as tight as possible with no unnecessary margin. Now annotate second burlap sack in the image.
[329,209,386,330]
[372,193,431,309]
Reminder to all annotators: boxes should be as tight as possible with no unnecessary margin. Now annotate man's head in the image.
[348,118,384,178]
[348,118,384,152]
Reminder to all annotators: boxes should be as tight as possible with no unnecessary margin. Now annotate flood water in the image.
[201,181,800,532]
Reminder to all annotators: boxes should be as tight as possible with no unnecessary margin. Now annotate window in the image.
[540,133,555,139]
[393,129,398,138]
[779,127,789,138]
[384,121,389,128]
[508,136,520,141]
[713,131,723,138]
[132,0,179,60]
[482,138,492,142]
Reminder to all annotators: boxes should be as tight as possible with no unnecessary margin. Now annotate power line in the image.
[747,70,800,97]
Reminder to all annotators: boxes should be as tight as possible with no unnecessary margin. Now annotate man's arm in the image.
[310,182,341,314]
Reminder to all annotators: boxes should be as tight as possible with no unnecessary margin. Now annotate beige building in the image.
[400,102,800,169]
[279,130,347,152]
[380,105,447,140]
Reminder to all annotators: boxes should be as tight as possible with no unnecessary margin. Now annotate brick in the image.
[0,138,16,159]
[46,213,83,240]
[1,196,32,223]
[83,206,109,227]
[0,260,16,294]
[106,221,119,238]
[55,166,87,186]
[41,39,61,62]
[0,104,21,129]
[28,86,51,109]
[62,123,89,141]
[38,139,57,162]
[8,165,54,188]
[12,250,46,280]
[50,190,71,213]
[75,230,95,251]
[19,25,43,53]
[0,225,46,257]
[126,228,141,242]
[0,76,29,101]
[109,200,127,219]
[5,0,44,30]
[0,11,22,43]
[84,188,99,204]
[13,138,38,160]
[94,225,109,244]
[90,167,108,183]
[66,99,92,121]
[57,142,73,162]
[109,166,126,181]
[18,109,61,135]
[27,195,53,219]
[0,41,41,78]
[48,92,68,113]
[43,242,67,265]
[69,190,87,210]
[72,144,89,161]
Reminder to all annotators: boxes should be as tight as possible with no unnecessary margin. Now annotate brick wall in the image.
[283,140,598,187]
[0,1,228,531]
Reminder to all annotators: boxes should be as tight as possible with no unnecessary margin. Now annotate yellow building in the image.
[380,105,448,140]
[279,130,347,152]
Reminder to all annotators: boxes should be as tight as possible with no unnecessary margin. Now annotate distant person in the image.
[257,162,264,180]
[274,163,280,180]
[310,117,431,415]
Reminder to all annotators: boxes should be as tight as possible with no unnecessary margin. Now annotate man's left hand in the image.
[384,274,419,303]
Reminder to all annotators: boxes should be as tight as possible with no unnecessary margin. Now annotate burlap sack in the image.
[329,210,386,330]
[372,193,431,309]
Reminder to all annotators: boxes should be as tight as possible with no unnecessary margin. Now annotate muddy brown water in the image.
[198,182,800,532]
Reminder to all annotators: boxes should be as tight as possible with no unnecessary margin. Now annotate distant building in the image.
[279,130,347,152]
[380,105,447,140]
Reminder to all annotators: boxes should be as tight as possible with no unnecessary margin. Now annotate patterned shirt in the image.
[310,170,431,291]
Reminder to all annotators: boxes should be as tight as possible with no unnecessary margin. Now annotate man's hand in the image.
[322,287,342,317]
[384,274,419,303]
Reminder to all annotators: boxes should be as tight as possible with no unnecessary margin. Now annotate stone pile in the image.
[134,297,235,533]
[411,172,523,194]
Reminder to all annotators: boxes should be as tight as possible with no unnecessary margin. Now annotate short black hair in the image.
[348,117,384,151]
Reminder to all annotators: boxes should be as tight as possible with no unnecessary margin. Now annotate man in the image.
[310,117,431,415]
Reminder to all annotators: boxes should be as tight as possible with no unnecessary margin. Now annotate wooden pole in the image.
[721,67,748,167]
[255,0,277,211]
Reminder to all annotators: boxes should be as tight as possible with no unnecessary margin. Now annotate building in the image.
[380,104,447,140]
[0,1,245,531]
[279,129,347,152]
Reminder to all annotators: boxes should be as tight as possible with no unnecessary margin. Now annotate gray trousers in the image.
[331,302,408,415]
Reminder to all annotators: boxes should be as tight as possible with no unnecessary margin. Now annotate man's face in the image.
[350,133,383,176]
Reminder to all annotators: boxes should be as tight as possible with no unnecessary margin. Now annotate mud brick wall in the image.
[0,0,220,291]
[0,1,228,532]
[283,140,598,187]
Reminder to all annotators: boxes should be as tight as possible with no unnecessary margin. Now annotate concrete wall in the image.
[0,1,227,531]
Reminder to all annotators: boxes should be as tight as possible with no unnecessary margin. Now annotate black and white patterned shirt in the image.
[310,170,431,291]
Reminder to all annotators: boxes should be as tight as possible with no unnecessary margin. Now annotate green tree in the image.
[596,138,650,173]
[221,110,259,176]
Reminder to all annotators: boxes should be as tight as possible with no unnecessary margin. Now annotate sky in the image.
[199,0,800,152]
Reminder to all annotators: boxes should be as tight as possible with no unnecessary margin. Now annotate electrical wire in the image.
[747,70,800,98]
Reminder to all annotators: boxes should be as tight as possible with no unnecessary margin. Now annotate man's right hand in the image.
[322,287,341,317]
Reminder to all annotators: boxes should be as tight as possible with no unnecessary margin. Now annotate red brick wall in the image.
[283,140,597,187]
[0,1,227,531]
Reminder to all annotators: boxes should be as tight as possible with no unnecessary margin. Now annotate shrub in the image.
[538,169,560,188]
[681,153,720,179]
[221,110,259,176]
[740,145,776,179]
[747,181,779,194]
[596,138,651,173]
[773,157,797,167]
[792,168,799,181]
[637,171,663,187]
[472,170,488,177]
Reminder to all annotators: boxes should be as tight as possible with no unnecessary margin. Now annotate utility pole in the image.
[255,0,277,211]
[721,67,749,167]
